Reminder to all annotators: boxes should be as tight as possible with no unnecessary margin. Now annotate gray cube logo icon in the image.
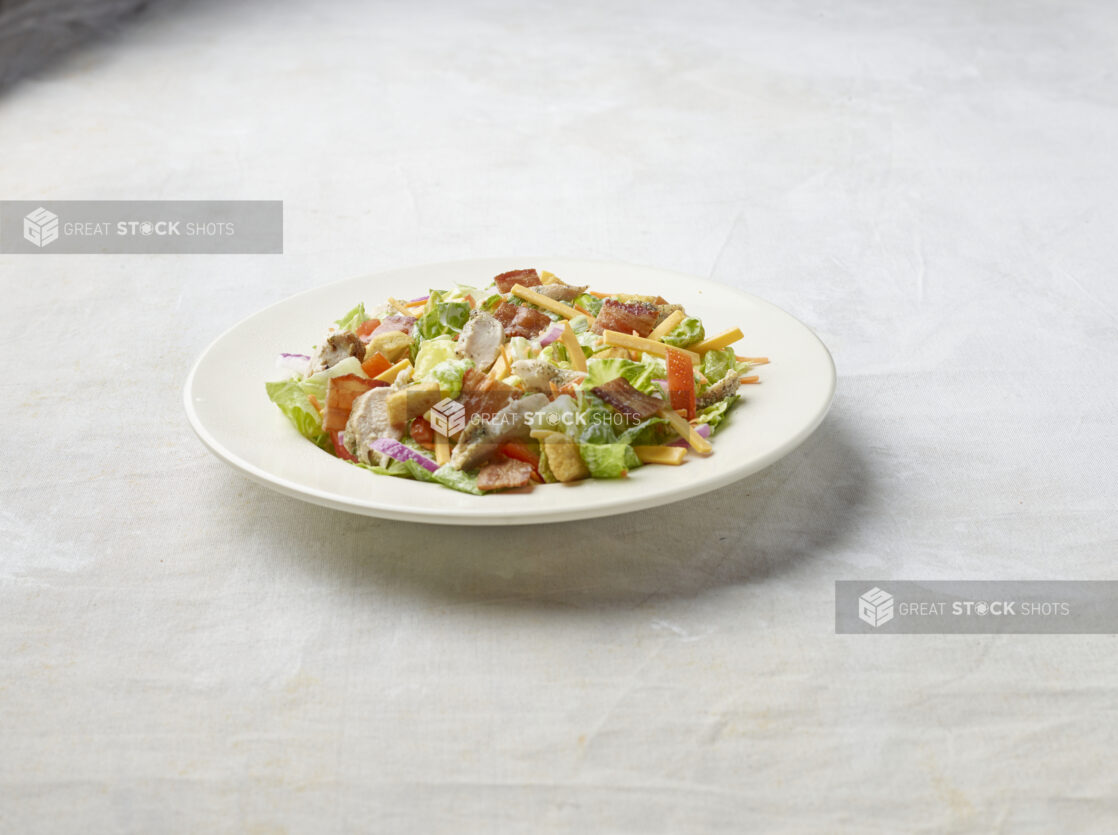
[858,587,894,627]
[23,207,59,248]
[429,398,466,436]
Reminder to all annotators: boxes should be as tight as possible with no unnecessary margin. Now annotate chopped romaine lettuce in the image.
[531,395,580,438]
[427,358,474,398]
[616,416,669,446]
[579,443,640,478]
[695,394,739,432]
[583,357,662,396]
[444,283,483,302]
[577,394,618,444]
[701,347,736,383]
[662,316,704,347]
[430,464,485,495]
[333,303,369,333]
[413,336,458,379]
[416,300,470,340]
[354,458,484,494]
[265,379,331,451]
[569,314,591,334]
[505,336,534,362]
[572,293,603,316]
[478,293,503,312]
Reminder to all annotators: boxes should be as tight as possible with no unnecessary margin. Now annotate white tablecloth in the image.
[2,1,1116,831]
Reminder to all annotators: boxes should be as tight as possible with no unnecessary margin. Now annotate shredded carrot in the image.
[466,294,476,309]
[308,395,323,414]
[737,356,770,365]
[589,291,612,299]
[573,304,593,317]
[549,381,561,398]
[740,375,760,384]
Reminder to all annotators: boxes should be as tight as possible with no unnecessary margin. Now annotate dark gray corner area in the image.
[0,0,157,88]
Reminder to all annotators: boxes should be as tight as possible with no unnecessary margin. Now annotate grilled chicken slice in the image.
[533,283,588,303]
[343,387,402,466]
[450,393,549,471]
[511,359,584,393]
[456,310,504,370]
[313,332,365,372]
[696,370,741,409]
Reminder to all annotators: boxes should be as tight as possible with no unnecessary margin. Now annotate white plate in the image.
[184,258,835,525]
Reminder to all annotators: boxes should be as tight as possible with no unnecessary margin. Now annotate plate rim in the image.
[184,256,836,525]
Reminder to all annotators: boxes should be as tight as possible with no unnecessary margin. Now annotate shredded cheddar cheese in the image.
[691,327,743,353]
[602,330,700,363]
[647,310,685,342]
[511,283,590,324]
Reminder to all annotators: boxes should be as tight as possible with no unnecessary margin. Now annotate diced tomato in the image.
[324,374,384,431]
[361,351,392,378]
[665,346,697,420]
[499,440,541,481]
[355,318,381,340]
[409,415,436,450]
[331,430,358,462]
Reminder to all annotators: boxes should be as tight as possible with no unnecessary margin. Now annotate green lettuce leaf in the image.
[428,358,474,398]
[701,347,736,383]
[416,301,470,340]
[334,303,369,333]
[533,395,581,438]
[353,459,484,494]
[616,416,670,446]
[577,393,618,444]
[265,380,331,451]
[572,293,603,316]
[431,464,485,495]
[579,443,641,478]
[505,336,534,362]
[662,316,704,347]
[413,336,458,379]
[479,293,504,312]
[695,394,740,432]
[582,357,663,396]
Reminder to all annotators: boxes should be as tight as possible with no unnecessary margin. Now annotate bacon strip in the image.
[591,377,665,420]
[477,457,535,491]
[457,368,518,421]
[591,299,659,337]
[494,269,541,293]
[492,301,553,339]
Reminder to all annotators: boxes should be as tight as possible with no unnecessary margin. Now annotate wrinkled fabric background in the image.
[2,0,1116,832]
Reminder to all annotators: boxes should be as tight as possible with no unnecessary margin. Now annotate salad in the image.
[267,268,767,494]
